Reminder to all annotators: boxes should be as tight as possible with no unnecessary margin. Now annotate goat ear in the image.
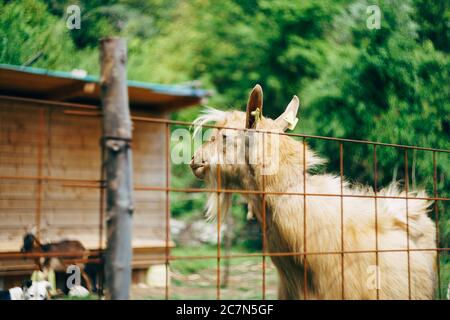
[275,95,300,131]
[245,84,263,129]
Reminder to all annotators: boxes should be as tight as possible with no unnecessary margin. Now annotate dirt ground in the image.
[130,259,278,300]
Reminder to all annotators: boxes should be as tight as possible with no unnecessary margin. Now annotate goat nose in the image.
[190,157,205,169]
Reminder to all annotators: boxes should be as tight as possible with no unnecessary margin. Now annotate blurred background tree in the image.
[0,0,448,248]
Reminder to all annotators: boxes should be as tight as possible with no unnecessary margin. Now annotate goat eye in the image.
[210,136,215,142]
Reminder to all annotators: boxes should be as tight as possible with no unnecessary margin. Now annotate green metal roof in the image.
[0,63,209,110]
[0,63,208,97]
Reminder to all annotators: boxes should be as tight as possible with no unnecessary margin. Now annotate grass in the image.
[437,256,450,299]
[132,245,278,300]
[60,294,99,300]
[170,245,254,275]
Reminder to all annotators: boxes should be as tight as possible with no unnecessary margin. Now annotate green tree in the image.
[0,0,82,69]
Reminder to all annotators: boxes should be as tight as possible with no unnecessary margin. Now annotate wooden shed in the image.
[0,64,207,288]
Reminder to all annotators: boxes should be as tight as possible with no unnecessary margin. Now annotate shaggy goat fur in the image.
[191,94,436,300]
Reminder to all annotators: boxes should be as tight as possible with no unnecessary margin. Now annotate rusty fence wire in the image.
[0,96,448,300]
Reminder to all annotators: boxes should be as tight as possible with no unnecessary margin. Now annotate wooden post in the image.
[100,37,134,300]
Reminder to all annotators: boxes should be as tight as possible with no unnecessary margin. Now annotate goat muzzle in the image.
[190,159,207,179]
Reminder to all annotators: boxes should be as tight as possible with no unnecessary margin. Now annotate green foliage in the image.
[413,0,450,53]
[0,0,78,68]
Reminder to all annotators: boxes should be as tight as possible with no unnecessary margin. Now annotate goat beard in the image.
[204,161,232,222]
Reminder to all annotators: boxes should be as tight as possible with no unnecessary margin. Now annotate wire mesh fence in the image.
[0,96,448,299]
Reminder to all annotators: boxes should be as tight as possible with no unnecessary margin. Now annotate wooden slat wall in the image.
[0,98,167,252]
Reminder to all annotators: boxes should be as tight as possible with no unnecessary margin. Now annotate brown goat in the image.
[21,233,93,292]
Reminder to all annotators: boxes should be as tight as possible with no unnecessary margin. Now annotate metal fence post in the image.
[100,37,134,300]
